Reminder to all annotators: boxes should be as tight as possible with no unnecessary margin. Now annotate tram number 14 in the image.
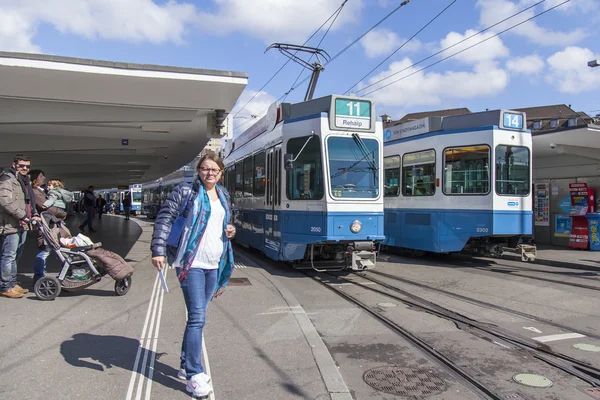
[310,226,322,233]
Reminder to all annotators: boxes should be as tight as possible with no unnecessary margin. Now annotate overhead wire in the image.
[361,0,569,96]
[281,0,412,101]
[282,0,348,102]
[232,0,349,119]
[344,0,457,95]
[356,0,549,96]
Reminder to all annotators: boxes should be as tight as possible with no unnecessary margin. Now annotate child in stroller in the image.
[34,211,133,300]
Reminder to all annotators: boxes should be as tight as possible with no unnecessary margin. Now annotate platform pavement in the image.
[0,212,352,400]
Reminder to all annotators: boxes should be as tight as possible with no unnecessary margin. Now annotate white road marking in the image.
[126,268,170,400]
[144,268,168,400]
[126,272,160,400]
[523,326,543,333]
[202,333,216,400]
[532,333,586,343]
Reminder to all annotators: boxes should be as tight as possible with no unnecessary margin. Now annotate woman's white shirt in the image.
[191,198,225,270]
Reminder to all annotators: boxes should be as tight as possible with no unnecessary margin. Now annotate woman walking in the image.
[151,154,235,398]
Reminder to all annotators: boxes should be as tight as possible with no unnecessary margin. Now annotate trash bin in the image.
[587,213,600,251]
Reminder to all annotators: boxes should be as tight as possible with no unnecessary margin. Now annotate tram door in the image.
[264,145,281,259]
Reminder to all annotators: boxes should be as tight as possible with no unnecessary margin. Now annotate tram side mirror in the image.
[284,153,294,171]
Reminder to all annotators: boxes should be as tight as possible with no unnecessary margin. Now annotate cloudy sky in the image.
[0,0,598,134]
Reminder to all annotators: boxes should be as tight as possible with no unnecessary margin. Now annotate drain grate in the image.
[228,277,252,286]
[363,366,446,397]
[501,393,530,400]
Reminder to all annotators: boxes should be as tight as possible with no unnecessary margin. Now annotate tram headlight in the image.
[350,220,362,234]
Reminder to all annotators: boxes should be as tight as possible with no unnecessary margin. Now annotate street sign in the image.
[334,98,372,130]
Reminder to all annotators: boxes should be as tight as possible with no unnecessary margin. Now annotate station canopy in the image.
[0,51,247,190]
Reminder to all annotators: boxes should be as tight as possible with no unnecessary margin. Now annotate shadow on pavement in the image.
[60,333,185,394]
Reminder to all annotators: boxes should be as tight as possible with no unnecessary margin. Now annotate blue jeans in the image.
[177,267,218,378]
[0,231,27,291]
[34,247,52,280]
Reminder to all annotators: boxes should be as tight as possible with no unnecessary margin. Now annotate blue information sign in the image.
[502,112,524,130]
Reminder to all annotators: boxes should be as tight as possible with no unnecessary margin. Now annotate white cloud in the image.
[231,90,277,136]
[477,0,587,47]
[542,0,598,13]
[360,29,422,58]
[0,10,40,52]
[546,46,600,93]
[197,0,364,44]
[359,58,509,108]
[506,54,544,75]
[439,29,509,64]
[0,0,198,52]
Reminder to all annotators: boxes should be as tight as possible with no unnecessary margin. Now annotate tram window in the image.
[226,168,234,196]
[384,156,400,197]
[253,152,266,196]
[243,157,253,197]
[443,146,490,195]
[402,150,435,196]
[495,145,530,196]
[286,136,324,200]
[276,149,281,205]
[234,161,243,198]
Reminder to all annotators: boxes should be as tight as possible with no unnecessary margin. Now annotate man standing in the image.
[122,192,132,220]
[95,194,107,220]
[0,154,39,298]
[79,186,97,233]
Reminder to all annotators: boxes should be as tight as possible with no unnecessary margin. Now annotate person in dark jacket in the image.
[122,192,132,220]
[150,154,235,398]
[79,186,97,233]
[29,170,67,284]
[95,195,107,220]
[0,154,40,298]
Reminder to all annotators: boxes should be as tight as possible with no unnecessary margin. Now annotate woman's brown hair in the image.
[196,153,225,171]
[196,153,225,185]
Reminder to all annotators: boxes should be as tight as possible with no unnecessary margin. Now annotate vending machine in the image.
[568,183,595,249]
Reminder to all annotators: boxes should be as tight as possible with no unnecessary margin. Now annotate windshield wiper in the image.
[352,133,377,172]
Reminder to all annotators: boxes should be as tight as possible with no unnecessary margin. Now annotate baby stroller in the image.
[34,212,133,301]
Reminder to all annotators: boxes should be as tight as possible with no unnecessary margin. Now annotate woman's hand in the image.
[212,287,225,299]
[152,256,166,271]
[225,224,236,239]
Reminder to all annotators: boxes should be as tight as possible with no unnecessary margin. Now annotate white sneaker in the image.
[178,369,210,383]
[186,374,213,398]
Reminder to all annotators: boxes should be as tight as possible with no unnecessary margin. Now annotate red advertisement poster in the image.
[568,183,594,250]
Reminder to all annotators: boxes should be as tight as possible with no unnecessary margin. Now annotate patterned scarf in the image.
[177,182,234,289]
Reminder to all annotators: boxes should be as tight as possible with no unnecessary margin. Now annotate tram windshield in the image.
[327,136,379,199]
[495,145,530,196]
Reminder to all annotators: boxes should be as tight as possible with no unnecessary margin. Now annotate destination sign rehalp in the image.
[334,98,371,130]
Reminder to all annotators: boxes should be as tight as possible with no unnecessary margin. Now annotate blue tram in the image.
[382,109,536,261]
[223,95,384,270]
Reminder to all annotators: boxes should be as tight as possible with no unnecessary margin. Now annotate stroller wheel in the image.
[34,276,61,301]
[114,276,132,296]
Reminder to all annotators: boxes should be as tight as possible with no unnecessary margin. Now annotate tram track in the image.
[304,269,600,394]
[364,268,600,341]
[236,246,600,398]
[302,270,507,400]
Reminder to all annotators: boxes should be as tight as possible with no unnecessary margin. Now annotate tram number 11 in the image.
[346,101,361,116]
